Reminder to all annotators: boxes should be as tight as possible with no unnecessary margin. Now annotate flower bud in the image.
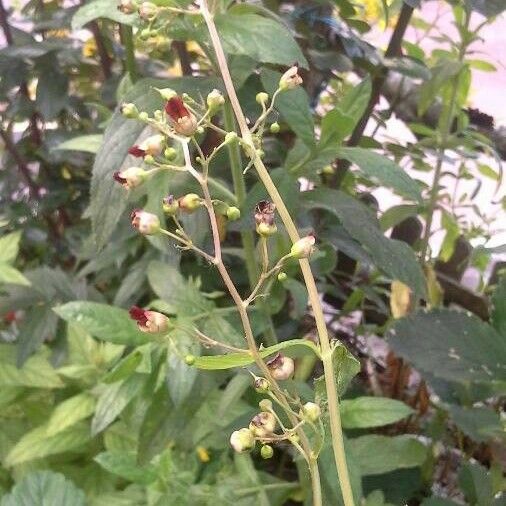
[157,88,177,101]
[230,428,255,453]
[254,377,270,394]
[267,353,295,381]
[249,412,276,437]
[224,131,238,144]
[139,28,151,40]
[118,0,137,14]
[164,147,177,160]
[120,102,138,118]
[113,167,147,189]
[261,445,274,459]
[302,402,321,422]
[165,96,198,137]
[290,235,315,259]
[279,65,303,90]
[277,272,287,282]
[129,306,168,333]
[254,200,277,237]
[131,209,160,235]
[138,1,157,20]
[162,195,179,215]
[256,92,269,105]
[226,206,241,221]
[259,399,272,412]
[207,89,225,110]
[270,122,280,133]
[185,354,195,365]
[138,111,149,121]
[178,193,202,213]
[144,154,155,165]
[321,164,335,175]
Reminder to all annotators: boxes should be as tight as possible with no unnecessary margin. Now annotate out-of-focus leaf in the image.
[72,0,137,29]
[458,461,494,506]
[0,263,30,286]
[103,350,144,383]
[0,231,22,263]
[446,404,503,443]
[491,277,506,337]
[46,393,96,437]
[0,471,86,506]
[341,397,414,429]
[54,134,103,154]
[390,280,413,319]
[94,451,157,485]
[467,0,506,17]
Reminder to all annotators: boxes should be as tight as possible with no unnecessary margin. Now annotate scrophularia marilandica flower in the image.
[117,0,136,14]
[162,194,179,215]
[178,193,202,212]
[230,428,255,453]
[290,234,316,259]
[266,353,295,380]
[279,65,303,90]
[131,209,160,235]
[129,306,169,333]
[254,200,277,237]
[113,167,147,189]
[164,96,198,137]
[128,134,164,158]
[249,412,277,437]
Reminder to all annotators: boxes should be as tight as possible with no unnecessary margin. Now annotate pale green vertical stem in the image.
[120,24,137,82]
[223,102,278,345]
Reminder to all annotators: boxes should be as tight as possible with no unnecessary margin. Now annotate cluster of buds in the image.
[279,65,303,91]
[230,409,278,454]
[266,353,294,380]
[290,235,316,259]
[254,200,277,237]
[131,209,160,235]
[129,306,168,333]
[128,134,165,159]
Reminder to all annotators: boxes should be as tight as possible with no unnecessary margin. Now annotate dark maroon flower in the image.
[129,305,148,326]
[129,305,169,333]
[128,145,146,158]
[164,96,197,136]
[113,171,127,185]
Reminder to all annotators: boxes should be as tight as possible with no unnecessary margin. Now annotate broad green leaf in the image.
[338,147,422,203]
[380,205,420,231]
[54,134,103,154]
[1,471,86,506]
[0,262,30,286]
[92,374,146,435]
[46,393,96,437]
[341,397,414,429]
[5,423,90,467]
[91,77,218,249]
[103,350,143,383]
[192,338,320,370]
[261,69,315,148]
[35,59,68,120]
[303,188,426,297]
[446,404,503,443]
[491,277,506,337]
[72,0,136,29]
[94,451,157,485]
[54,301,149,346]
[214,14,308,68]
[315,342,360,399]
[349,435,427,476]
[458,461,494,506]
[0,231,22,263]
[389,309,506,384]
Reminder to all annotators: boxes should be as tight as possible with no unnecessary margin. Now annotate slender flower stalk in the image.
[198,2,355,505]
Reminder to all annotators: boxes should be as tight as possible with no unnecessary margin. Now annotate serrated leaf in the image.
[303,188,426,297]
[193,339,320,370]
[54,301,149,345]
[46,393,96,437]
[94,451,157,485]
[0,471,86,506]
[349,435,427,476]
[341,397,414,429]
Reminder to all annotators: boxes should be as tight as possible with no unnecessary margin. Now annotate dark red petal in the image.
[113,171,127,184]
[129,305,148,325]
[164,96,189,122]
[128,145,145,157]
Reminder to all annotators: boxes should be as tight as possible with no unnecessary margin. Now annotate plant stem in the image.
[223,101,278,345]
[199,2,353,505]
[120,24,137,82]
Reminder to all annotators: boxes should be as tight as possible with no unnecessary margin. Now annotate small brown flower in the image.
[164,96,197,137]
[254,200,277,236]
[267,353,294,380]
[129,306,168,333]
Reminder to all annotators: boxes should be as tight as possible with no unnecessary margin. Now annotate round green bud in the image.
[302,402,321,422]
[321,164,335,175]
[139,28,151,40]
[121,103,138,118]
[261,445,274,459]
[164,147,177,160]
[138,112,149,121]
[197,126,205,134]
[254,378,270,394]
[277,272,287,282]
[184,354,195,366]
[256,222,277,237]
[256,92,269,105]
[157,88,177,101]
[154,109,163,121]
[270,122,280,134]
[143,154,155,165]
[258,399,272,411]
[226,206,241,221]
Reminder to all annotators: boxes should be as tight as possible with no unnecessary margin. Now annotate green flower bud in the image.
[258,399,272,412]
[270,122,280,133]
[277,272,287,282]
[261,445,274,459]
[256,92,269,105]
[164,147,177,160]
[138,111,149,121]
[143,154,155,165]
[139,28,151,40]
[162,195,179,215]
[207,89,225,110]
[226,206,241,221]
[290,235,316,259]
[302,402,321,422]
[230,428,255,453]
[154,109,163,121]
[121,103,138,118]
[157,88,177,101]
[185,354,195,365]
[224,131,238,144]
[254,201,277,237]
[178,193,202,213]
[131,209,160,235]
[249,412,276,437]
[321,164,335,175]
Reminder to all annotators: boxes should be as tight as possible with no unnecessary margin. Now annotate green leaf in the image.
[92,374,146,435]
[94,451,157,485]
[459,461,494,506]
[467,0,506,17]
[46,393,96,437]
[0,262,30,286]
[380,204,420,231]
[349,435,427,476]
[35,61,68,120]
[103,350,144,383]
[54,301,149,346]
[214,14,308,68]
[421,499,460,506]
[303,188,426,297]
[389,309,506,384]
[338,147,422,203]
[193,339,320,370]
[0,231,22,263]
[72,0,137,29]
[341,397,414,429]
[315,342,360,399]
[1,471,86,506]
[446,404,503,443]
[261,69,315,148]
[54,134,103,154]
[5,424,90,467]
[491,277,506,337]
[91,77,218,249]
